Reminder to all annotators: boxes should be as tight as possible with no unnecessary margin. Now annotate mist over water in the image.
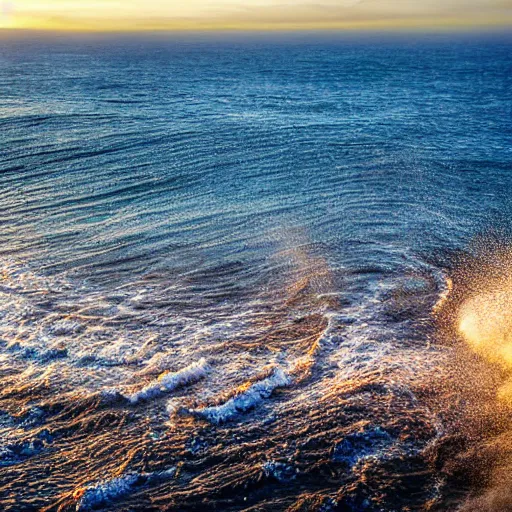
[0,33,511,511]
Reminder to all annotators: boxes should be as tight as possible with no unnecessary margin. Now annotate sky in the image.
[1,0,511,31]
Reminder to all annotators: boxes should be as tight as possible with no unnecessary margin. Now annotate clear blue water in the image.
[1,33,511,277]
[0,32,511,511]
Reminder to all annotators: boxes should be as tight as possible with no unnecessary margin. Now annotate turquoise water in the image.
[0,32,511,511]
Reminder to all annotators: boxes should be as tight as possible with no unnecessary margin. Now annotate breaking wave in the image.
[127,358,210,405]
[179,367,291,424]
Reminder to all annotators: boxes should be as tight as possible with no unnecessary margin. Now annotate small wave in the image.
[126,358,209,404]
[180,367,290,424]
[75,468,176,511]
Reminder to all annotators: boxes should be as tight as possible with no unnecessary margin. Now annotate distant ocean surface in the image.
[0,32,511,511]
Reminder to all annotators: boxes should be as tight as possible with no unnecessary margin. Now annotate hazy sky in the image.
[1,0,511,31]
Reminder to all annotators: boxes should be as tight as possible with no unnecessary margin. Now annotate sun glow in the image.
[0,0,511,31]
[459,290,512,365]
[457,274,512,403]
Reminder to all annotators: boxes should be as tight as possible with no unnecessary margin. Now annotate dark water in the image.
[0,32,511,511]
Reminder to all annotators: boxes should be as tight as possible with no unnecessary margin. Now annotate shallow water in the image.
[0,32,511,511]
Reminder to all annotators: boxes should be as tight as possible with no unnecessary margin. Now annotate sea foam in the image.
[127,358,209,404]
[76,468,176,510]
[182,367,290,424]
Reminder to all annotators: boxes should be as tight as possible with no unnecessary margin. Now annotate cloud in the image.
[1,1,14,18]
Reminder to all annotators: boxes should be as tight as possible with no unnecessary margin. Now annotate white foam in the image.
[183,367,290,424]
[127,358,209,404]
[77,468,176,510]
[77,473,139,510]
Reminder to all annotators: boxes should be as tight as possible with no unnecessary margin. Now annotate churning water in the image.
[0,32,511,511]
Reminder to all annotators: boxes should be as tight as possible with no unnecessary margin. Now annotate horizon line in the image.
[1,23,512,35]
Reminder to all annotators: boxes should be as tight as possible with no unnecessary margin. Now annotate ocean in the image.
[0,31,511,511]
